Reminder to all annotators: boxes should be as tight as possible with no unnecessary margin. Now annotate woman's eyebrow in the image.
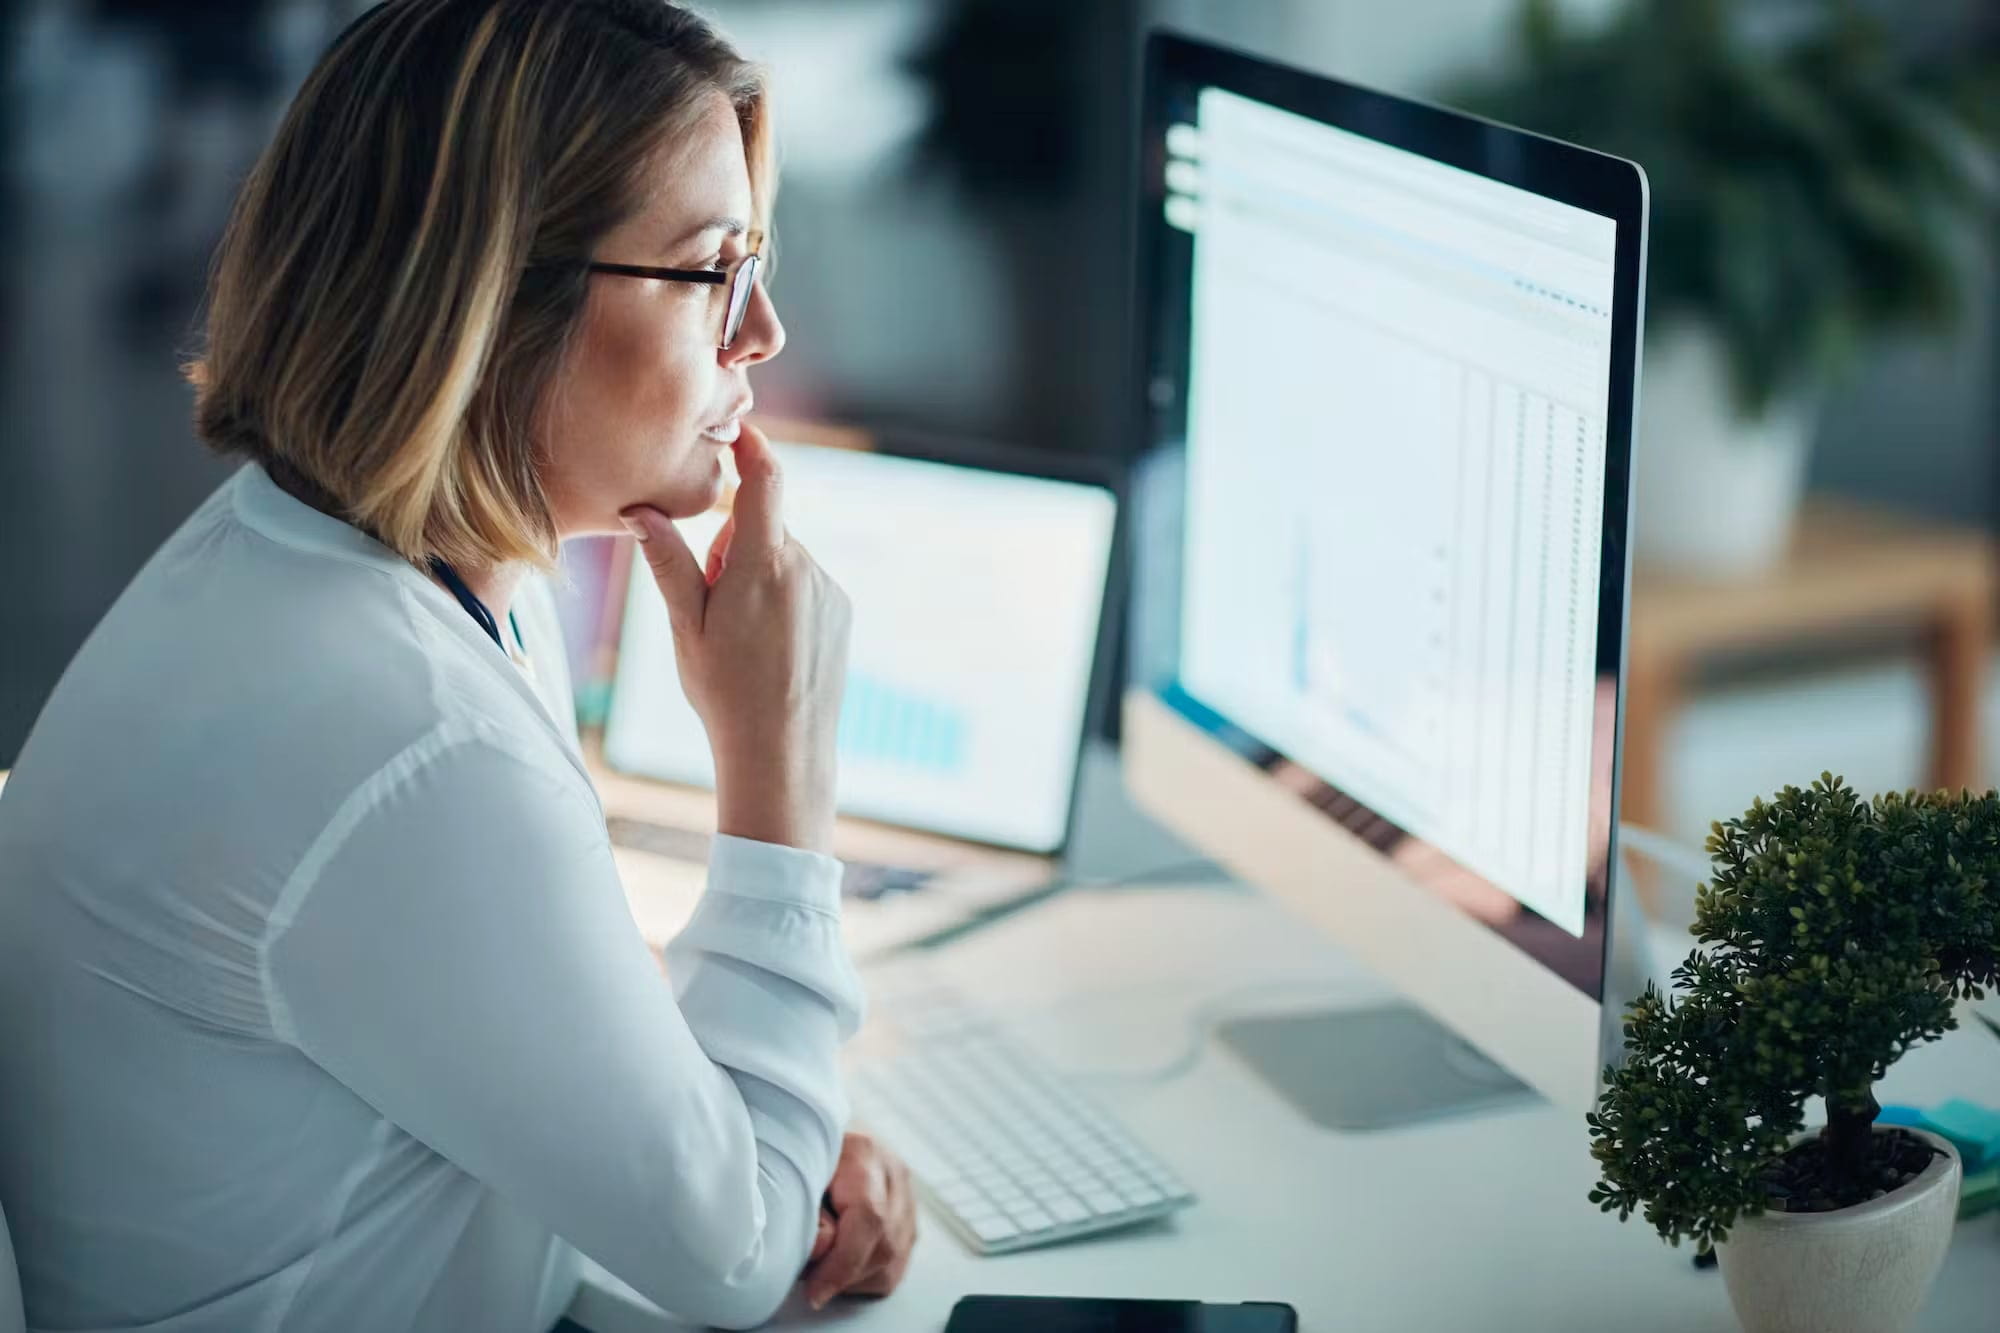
[667,215,748,250]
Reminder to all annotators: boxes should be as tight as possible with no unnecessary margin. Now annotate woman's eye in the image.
[704,255,729,274]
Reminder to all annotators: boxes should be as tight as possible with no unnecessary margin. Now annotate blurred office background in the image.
[2,0,1997,865]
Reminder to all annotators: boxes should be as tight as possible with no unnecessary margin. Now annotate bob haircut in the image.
[185,0,772,570]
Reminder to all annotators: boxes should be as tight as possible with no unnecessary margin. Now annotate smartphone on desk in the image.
[946,1296,1298,1332]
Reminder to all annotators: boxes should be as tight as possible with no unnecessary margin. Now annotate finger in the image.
[703,513,737,586]
[724,421,785,558]
[844,1237,899,1295]
[824,1135,881,1210]
[805,1204,885,1310]
[809,1208,836,1264]
[831,1132,889,1193]
[849,1158,917,1295]
[620,506,705,635]
[867,1148,913,1226]
[893,1158,918,1248]
[849,1242,913,1297]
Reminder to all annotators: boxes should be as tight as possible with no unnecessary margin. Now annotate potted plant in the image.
[1588,776,1998,1333]
[1445,0,1999,577]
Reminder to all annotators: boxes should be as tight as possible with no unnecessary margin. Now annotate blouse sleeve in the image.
[264,727,862,1329]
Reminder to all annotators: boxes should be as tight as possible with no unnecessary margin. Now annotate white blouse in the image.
[0,462,863,1332]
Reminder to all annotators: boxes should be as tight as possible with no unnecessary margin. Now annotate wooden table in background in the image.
[1621,500,1997,856]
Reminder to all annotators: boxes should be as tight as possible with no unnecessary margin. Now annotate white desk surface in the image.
[571,878,2000,1333]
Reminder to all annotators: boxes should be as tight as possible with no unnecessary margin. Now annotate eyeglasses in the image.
[583,250,764,350]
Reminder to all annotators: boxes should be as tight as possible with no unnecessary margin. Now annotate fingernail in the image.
[808,1291,826,1310]
[619,513,648,542]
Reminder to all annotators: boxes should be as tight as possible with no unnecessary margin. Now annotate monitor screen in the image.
[604,443,1117,855]
[1175,86,1618,938]
[1135,41,1642,1001]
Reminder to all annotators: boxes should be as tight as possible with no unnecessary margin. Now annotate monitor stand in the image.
[1216,1002,1534,1131]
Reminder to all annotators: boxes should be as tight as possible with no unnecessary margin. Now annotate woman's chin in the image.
[646,468,726,521]
[684,466,727,515]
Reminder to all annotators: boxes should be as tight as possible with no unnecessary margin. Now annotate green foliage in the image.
[1444,0,1999,416]
[1587,776,2000,1249]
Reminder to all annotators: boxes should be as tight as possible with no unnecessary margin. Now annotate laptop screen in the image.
[603,441,1118,856]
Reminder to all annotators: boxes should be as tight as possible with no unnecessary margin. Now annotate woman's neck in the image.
[451,562,526,632]
[265,456,523,629]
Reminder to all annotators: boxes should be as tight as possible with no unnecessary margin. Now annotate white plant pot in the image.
[1633,322,1818,578]
[1716,1128,1962,1333]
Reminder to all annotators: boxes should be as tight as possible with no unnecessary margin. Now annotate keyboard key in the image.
[1120,1185,1167,1209]
[935,1181,983,1209]
[1081,1189,1127,1216]
[1049,1197,1091,1225]
[969,1215,1020,1244]
[1007,1206,1057,1233]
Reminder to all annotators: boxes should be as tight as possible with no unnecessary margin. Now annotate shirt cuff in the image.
[706,832,845,915]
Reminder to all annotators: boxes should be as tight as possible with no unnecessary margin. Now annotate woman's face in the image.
[537,93,784,538]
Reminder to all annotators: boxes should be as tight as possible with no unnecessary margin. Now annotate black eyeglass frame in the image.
[581,251,763,350]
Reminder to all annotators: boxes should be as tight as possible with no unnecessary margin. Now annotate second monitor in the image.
[605,438,1118,860]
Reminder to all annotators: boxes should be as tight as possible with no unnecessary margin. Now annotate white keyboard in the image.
[848,985,1195,1255]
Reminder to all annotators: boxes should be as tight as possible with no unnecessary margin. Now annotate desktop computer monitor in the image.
[1122,33,1647,1123]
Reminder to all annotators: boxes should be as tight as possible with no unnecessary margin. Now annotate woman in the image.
[0,2,916,1328]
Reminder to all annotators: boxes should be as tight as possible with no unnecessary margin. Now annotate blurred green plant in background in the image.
[1447,0,1999,416]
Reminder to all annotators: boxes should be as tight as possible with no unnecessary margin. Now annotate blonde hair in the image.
[185,0,774,570]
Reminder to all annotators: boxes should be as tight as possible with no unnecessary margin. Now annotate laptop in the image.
[590,427,1121,961]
